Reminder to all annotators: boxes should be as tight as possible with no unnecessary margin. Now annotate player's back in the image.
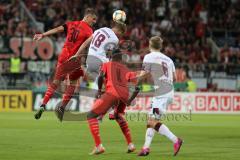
[88,27,119,62]
[63,21,93,56]
[143,51,175,96]
[101,61,133,102]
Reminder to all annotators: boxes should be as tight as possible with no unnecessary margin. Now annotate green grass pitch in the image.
[0,112,240,160]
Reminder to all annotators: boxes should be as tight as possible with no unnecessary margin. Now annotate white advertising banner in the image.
[79,92,240,114]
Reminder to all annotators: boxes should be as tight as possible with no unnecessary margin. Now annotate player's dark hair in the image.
[84,8,97,16]
[112,52,123,61]
[149,36,163,50]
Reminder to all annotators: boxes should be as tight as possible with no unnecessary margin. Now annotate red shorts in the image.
[92,92,124,115]
[54,48,84,80]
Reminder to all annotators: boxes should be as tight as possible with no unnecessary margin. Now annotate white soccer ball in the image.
[112,10,126,23]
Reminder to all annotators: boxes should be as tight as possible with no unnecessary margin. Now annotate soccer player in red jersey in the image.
[87,52,140,155]
[33,8,97,119]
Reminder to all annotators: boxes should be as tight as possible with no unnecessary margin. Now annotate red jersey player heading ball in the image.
[34,8,97,120]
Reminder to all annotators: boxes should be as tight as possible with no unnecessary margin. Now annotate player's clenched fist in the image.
[33,33,44,41]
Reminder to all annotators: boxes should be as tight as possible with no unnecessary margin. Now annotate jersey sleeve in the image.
[85,27,93,39]
[62,21,72,34]
[126,71,137,84]
[142,56,152,72]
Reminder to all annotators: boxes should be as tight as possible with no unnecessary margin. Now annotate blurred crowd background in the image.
[0,0,240,92]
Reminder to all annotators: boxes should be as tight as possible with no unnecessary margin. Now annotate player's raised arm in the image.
[33,26,64,41]
[126,85,140,106]
[75,35,93,57]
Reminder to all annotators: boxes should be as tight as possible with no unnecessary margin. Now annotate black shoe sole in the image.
[34,110,43,120]
[55,107,64,122]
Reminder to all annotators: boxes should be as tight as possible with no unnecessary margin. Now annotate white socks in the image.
[143,123,178,149]
[158,124,178,143]
[143,128,155,149]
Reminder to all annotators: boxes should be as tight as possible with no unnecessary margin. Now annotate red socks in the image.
[88,115,132,147]
[88,118,101,147]
[42,82,58,105]
[61,84,76,108]
[116,116,132,144]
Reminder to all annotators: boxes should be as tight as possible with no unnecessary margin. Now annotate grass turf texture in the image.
[0,112,240,160]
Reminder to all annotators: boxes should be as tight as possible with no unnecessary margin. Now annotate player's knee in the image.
[87,111,99,119]
[153,122,162,131]
[147,121,154,128]
[147,118,160,129]
[115,113,125,121]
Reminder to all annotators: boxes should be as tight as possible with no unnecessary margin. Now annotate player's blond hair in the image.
[149,36,163,50]
[113,21,127,34]
[84,8,97,16]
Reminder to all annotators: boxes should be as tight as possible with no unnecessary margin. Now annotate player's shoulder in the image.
[66,21,81,27]
[65,20,73,25]
[143,51,174,63]
[67,20,80,25]
[102,61,111,67]
[105,27,114,34]
[79,20,93,31]
[111,61,126,69]
[100,27,116,36]
[143,52,155,62]
[159,52,174,63]
[100,27,111,31]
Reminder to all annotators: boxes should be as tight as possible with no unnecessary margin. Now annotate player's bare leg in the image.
[87,111,105,155]
[35,79,61,120]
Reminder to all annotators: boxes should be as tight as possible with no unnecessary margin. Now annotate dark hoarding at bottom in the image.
[33,92,79,111]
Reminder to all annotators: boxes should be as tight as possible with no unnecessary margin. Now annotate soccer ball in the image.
[112,10,126,23]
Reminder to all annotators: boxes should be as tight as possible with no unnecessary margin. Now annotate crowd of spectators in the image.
[1,0,240,68]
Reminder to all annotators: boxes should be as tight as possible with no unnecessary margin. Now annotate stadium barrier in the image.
[0,90,32,112]
[77,92,240,114]
[1,90,239,114]
[33,92,79,111]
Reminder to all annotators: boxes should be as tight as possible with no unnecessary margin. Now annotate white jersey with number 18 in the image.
[88,27,119,62]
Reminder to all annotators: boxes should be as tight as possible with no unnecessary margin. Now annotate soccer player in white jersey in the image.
[85,26,119,78]
[72,22,124,78]
[138,36,183,156]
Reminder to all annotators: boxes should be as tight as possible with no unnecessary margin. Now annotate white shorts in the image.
[149,91,174,119]
[86,54,109,78]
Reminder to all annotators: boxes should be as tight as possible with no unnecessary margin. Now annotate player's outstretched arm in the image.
[33,26,64,41]
[69,36,93,61]
[126,86,140,106]
[76,36,93,57]
[137,70,150,81]
[126,70,150,106]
